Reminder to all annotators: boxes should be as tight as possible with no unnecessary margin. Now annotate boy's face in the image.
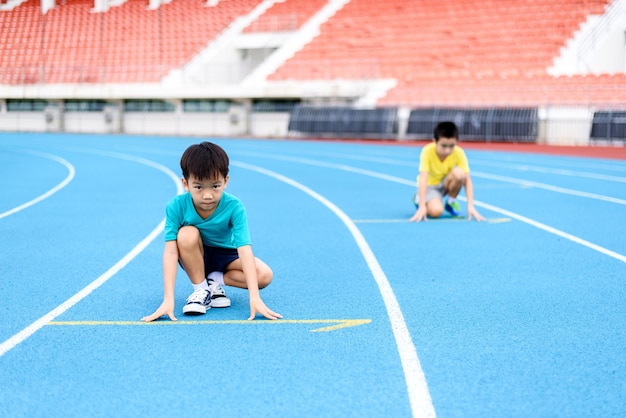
[435,136,457,159]
[182,173,229,217]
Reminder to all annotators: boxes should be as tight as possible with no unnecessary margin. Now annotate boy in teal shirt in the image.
[142,142,281,321]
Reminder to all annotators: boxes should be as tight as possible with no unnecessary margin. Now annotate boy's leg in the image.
[443,167,466,198]
[201,247,238,308]
[443,167,466,216]
[425,197,444,218]
[177,226,212,315]
[177,226,208,285]
[415,185,445,218]
[206,277,231,308]
[223,257,273,289]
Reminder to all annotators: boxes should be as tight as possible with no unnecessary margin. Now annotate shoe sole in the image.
[182,303,210,315]
[210,297,231,308]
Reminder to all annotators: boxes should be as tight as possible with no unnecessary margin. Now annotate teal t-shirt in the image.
[164,192,251,249]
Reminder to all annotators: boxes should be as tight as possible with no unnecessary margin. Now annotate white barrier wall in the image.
[0,109,291,137]
[0,104,621,145]
[0,112,48,132]
[538,106,595,145]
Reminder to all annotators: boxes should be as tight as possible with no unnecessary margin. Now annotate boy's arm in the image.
[409,171,429,222]
[238,245,281,321]
[141,240,179,322]
[464,174,485,221]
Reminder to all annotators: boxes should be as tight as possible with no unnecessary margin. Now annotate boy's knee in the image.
[426,199,443,218]
[258,266,273,289]
[429,208,443,218]
[177,226,200,248]
[451,167,466,182]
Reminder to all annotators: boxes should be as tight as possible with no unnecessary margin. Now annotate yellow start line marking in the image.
[47,319,371,333]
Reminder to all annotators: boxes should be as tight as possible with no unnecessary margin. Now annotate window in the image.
[252,99,299,112]
[183,99,232,112]
[124,100,175,112]
[64,100,107,112]
[6,99,48,112]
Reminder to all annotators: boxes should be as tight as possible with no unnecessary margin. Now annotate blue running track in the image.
[1,133,625,417]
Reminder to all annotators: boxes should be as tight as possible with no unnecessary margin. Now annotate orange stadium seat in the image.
[0,0,622,106]
[267,0,618,105]
[243,0,328,32]
[0,0,263,83]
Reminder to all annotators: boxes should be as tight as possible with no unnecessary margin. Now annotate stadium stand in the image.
[0,0,263,83]
[267,0,623,106]
[243,0,328,32]
[0,0,625,143]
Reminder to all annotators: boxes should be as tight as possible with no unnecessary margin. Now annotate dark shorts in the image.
[179,246,239,278]
[202,246,239,277]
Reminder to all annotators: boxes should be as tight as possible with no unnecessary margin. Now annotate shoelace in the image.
[186,289,209,303]
[208,282,225,297]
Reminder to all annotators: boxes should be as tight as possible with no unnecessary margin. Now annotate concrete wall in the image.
[0,103,622,145]
[0,104,290,138]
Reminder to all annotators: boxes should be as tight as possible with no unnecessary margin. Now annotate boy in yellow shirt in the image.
[409,121,484,222]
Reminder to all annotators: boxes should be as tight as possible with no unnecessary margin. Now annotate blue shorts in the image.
[202,246,239,277]
[180,246,239,278]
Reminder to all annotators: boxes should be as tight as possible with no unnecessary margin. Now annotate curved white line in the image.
[0,151,75,220]
[234,152,626,265]
[0,152,183,357]
[299,152,626,183]
[232,161,436,418]
[239,151,626,206]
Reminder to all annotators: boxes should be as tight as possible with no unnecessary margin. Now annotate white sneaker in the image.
[208,279,231,308]
[182,288,211,315]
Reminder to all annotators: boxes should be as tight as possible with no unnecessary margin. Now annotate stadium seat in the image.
[0,0,622,106]
[243,0,328,32]
[267,0,617,105]
[1,0,263,83]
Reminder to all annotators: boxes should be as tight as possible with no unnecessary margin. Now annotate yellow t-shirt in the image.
[417,142,470,186]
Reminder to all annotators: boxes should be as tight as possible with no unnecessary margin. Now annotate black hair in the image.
[434,121,459,141]
[180,141,229,181]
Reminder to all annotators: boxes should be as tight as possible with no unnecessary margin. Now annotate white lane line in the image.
[472,171,626,205]
[232,161,436,418]
[233,152,626,265]
[470,159,626,183]
[0,152,182,357]
[469,199,626,263]
[0,151,75,220]
[279,151,626,181]
[271,152,626,202]
[470,157,626,174]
